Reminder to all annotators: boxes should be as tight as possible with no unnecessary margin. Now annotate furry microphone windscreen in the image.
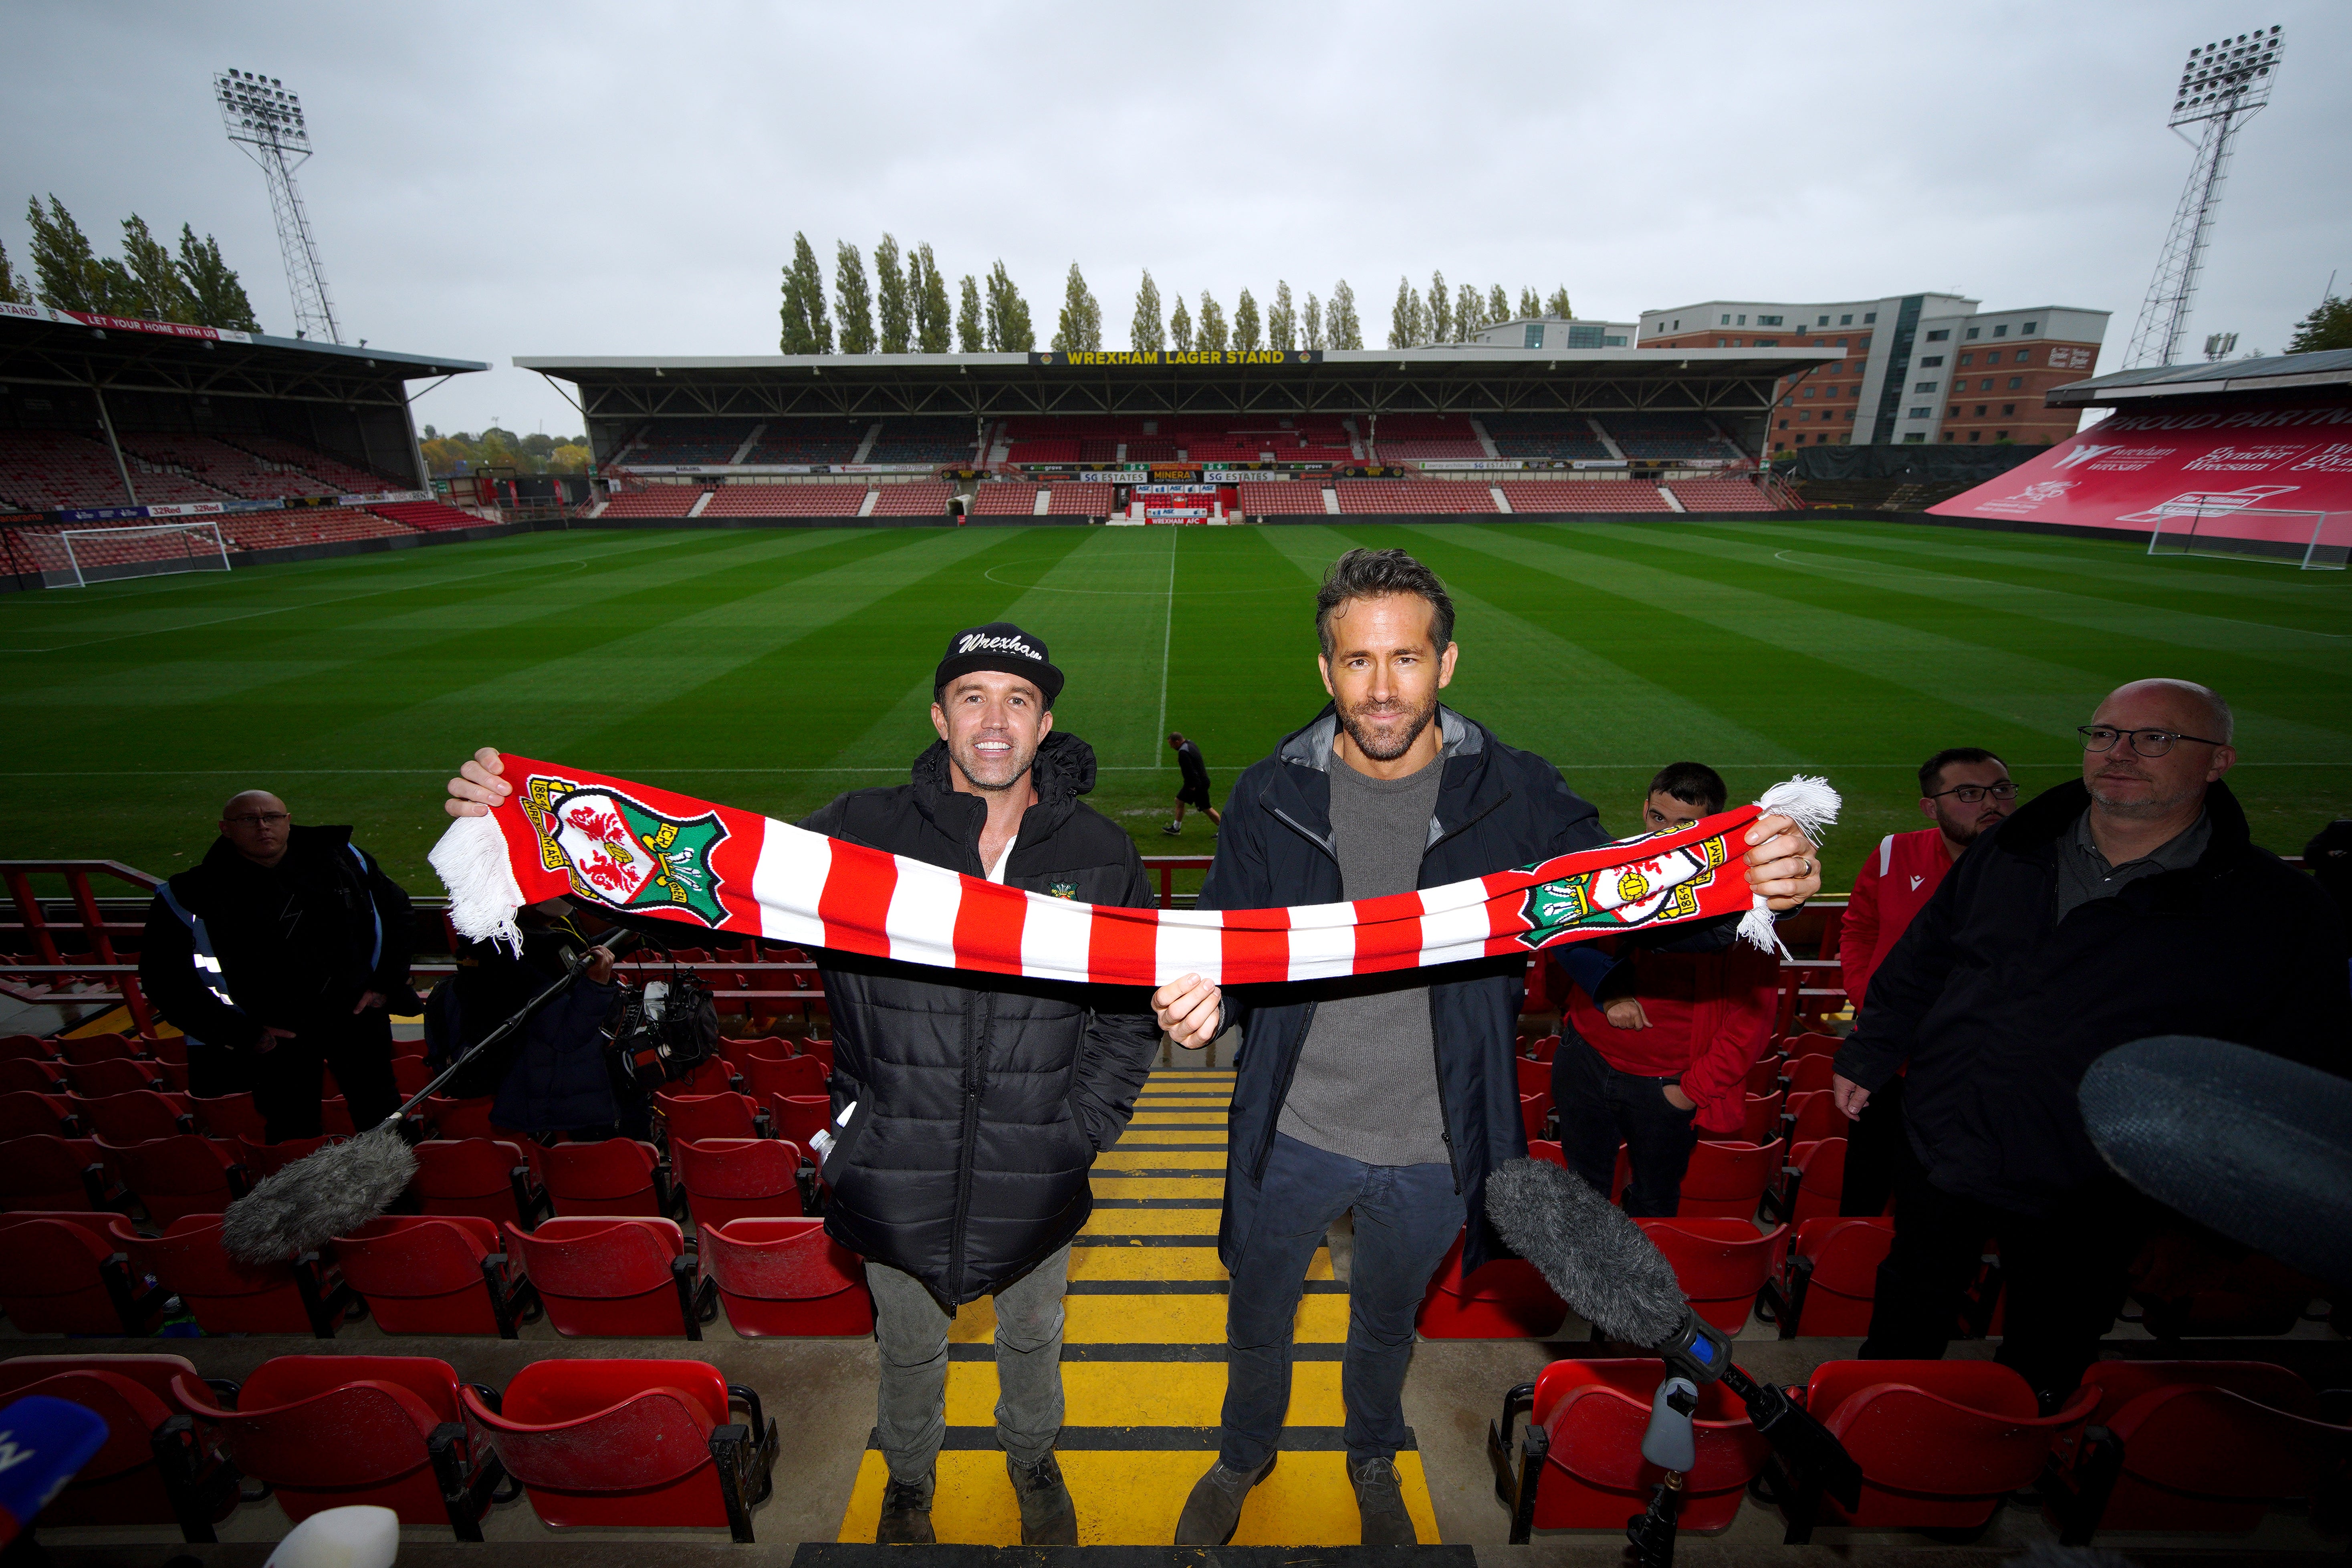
[219,1125,420,1264]
[2080,1034,2352,1291]
[1483,1156,1687,1344]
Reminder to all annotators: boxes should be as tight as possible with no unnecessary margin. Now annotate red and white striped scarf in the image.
[430,754,1836,986]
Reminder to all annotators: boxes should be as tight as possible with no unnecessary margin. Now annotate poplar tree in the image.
[1196,291,1227,351]
[1489,284,1510,326]
[835,240,876,353]
[985,261,1034,351]
[1455,283,1481,340]
[1428,270,1452,344]
[956,274,985,351]
[1328,280,1362,349]
[913,244,952,351]
[1052,262,1101,351]
[1232,288,1261,351]
[25,195,113,311]
[1519,286,1541,318]
[1388,277,1415,348]
[0,240,29,305]
[1131,269,1164,350]
[1547,285,1572,319]
[779,232,832,352]
[1303,291,1323,350]
[1269,281,1296,349]
[175,226,259,330]
[1170,294,1193,351]
[112,216,196,322]
[875,234,911,353]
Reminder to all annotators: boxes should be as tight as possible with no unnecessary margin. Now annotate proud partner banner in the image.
[430,755,1836,986]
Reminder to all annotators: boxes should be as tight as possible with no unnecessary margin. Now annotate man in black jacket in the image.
[444,622,1158,1547]
[1164,731,1220,835]
[1833,678,2350,1407]
[1150,550,1821,1545]
[139,791,412,1141]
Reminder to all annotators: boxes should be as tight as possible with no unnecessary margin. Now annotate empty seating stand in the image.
[867,418,977,465]
[1669,479,1778,513]
[1500,480,1670,514]
[1335,480,1497,514]
[699,1217,875,1336]
[601,487,705,517]
[1491,1358,1769,1540]
[621,420,758,465]
[507,1216,716,1338]
[1045,481,1114,517]
[1238,480,1327,515]
[332,1215,537,1337]
[369,499,485,532]
[1759,1216,1895,1336]
[0,1353,240,1540]
[969,483,1043,515]
[869,480,954,516]
[112,1215,355,1337]
[0,1212,167,1334]
[703,484,866,517]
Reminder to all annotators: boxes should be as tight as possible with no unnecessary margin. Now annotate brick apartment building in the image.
[1634,295,2108,450]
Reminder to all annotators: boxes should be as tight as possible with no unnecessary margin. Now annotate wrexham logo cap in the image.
[934,621,1064,707]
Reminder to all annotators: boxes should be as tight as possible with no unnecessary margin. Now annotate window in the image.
[1802,385,1817,397]
[1993,324,2008,337]
[1603,335,1626,347]
[1864,312,1877,323]
[1737,314,1747,325]
[1925,329,1951,341]
[1958,352,1973,366]
[1817,315,1830,325]
[1907,407,1934,418]
[2002,402,2017,414]
[1755,337,1778,346]
[2022,321,2037,334]
[1844,410,1856,420]
[1965,327,1980,339]
[1835,337,1848,347]
[1798,410,1811,421]
[1814,339,1827,347]
[1948,407,1960,419]
[1995,430,2009,440]
[1920,355,1945,367]
[1857,336,1870,349]
[1840,313,1854,325]
[1778,418,1789,429]
[1913,380,1939,392]
[1942,432,1956,442]
[1721,314,1731,325]
[1968,431,1982,442]
[1672,319,1680,330]
[1974,405,1987,416]
[1757,315,1783,325]
[1902,432,1925,443]
[1981,378,1995,391]
[2007,377,2023,390]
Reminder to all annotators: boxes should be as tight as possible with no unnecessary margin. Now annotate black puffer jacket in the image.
[1836,779,2350,1215]
[799,731,1160,1309]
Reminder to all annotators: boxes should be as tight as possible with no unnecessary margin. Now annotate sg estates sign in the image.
[1029,349,1323,368]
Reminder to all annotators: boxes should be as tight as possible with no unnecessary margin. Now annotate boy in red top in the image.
[1836,747,2013,1214]
[1552,764,1781,1215]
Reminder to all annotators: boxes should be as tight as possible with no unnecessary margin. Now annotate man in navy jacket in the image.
[1150,548,1821,1545]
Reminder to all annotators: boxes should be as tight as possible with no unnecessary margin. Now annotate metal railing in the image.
[1,861,162,1033]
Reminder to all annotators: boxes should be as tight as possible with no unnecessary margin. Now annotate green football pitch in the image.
[6,519,2346,895]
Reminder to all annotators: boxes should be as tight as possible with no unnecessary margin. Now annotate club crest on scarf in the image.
[520,774,730,926]
[1513,831,1731,949]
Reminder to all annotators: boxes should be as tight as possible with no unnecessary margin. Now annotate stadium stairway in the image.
[832,1065,1444,1544]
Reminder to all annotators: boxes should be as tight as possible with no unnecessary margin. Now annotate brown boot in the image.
[1008,1451,1078,1545]
[876,1472,934,1544]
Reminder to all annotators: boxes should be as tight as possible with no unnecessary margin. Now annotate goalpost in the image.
[55,521,234,589]
[2145,505,2350,571]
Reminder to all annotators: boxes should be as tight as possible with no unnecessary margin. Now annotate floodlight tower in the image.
[214,69,341,344]
[2123,26,2284,369]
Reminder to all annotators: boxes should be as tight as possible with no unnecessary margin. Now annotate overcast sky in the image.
[5,0,2345,439]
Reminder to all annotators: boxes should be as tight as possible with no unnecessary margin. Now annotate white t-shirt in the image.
[988,838,1016,884]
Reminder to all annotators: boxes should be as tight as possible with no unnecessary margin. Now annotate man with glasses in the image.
[1836,748,2013,1215]
[1831,680,2348,1409]
[139,791,414,1141]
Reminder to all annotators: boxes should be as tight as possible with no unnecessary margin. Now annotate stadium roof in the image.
[515,346,1847,422]
[2045,347,2352,407]
[0,305,487,408]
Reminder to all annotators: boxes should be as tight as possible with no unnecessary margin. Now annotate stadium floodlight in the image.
[57,522,233,589]
[2123,26,2284,369]
[2203,332,2239,360]
[215,69,341,345]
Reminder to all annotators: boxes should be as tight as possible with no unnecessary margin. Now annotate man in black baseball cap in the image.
[441,616,1158,1545]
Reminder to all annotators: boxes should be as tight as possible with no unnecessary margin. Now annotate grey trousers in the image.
[865,1244,1071,1485]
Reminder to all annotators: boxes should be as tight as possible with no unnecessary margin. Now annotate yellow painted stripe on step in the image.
[1109,1130,1228,1145]
[835,1448,1439,1546]
[943,1359,1343,1429]
[1127,1112,1229,1126]
[1086,1176,1223,1200]
[1067,1245,1329,1282]
[1078,1208,1220,1236]
[1091,1149,1225,1171]
[948,1291,1345,1344]
[1136,1095,1230,1104]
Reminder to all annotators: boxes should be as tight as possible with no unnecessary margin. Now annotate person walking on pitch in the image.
[1164,732,1221,835]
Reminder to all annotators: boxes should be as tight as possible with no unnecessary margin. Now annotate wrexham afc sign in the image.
[521,774,731,927]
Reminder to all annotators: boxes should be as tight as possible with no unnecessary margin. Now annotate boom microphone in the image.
[2080,1034,2352,1290]
[220,927,642,1265]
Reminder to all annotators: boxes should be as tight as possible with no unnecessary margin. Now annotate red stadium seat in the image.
[1744,1054,1786,1096]
[718,1034,791,1070]
[170,1355,504,1537]
[188,1092,268,1142]
[0,1133,117,1210]
[112,1215,354,1337]
[2050,1361,2352,1538]
[1676,1140,1779,1220]
[766,1093,829,1153]
[1785,1360,2096,1538]
[103,1135,244,1225]
[459,1358,777,1540]
[505,1216,713,1338]
[0,1354,238,1538]
[796,1036,835,1074]
[1499,1358,1769,1533]
[1415,1227,1568,1338]
[142,1035,188,1066]
[73,1090,193,1143]
[1740,1091,1785,1147]
[1759,1216,1894,1337]
[1518,1091,1551,1140]
[699,1218,875,1336]
[58,1033,141,1066]
[655,1090,763,1144]
[542,1138,673,1218]
[666,1056,742,1097]
[64,1058,165,1097]
[1783,1089,1851,1146]
[0,1213,167,1334]
[409,1138,549,1228]
[1513,1056,1550,1098]
[1635,1219,1784,1335]
[1784,1053,1837,1094]
[421,1094,520,1144]
[0,1090,77,1139]
[739,1053,825,1100]
[0,1058,67,1094]
[237,1133,341,1179]
[670,1137,805,1228]
[331,1215,537,1337]
[1765,1136,1851,1225]
[392,1055,433,1096]
[1784,1031,1841,1060]
[0,1035,56,1062]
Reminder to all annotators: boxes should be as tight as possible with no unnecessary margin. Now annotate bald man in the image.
[1833,679,2350,1408]
[139,791,414,1141]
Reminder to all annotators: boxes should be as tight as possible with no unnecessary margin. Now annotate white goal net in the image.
[2145,505,2351,570]
[55,521,233,589]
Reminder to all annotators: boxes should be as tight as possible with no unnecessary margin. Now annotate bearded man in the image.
[1148,548,1823,1545]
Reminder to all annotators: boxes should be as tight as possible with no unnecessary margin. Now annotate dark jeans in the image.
[251,1008,400,1142]
[1219,1132,1463,1471]
[1861,1160,2145,1409]
[1552,1034,1699,1218]
[1840,1071,1917,1217]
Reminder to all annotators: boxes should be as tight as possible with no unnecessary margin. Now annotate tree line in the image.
[1,195,262,331]
[419,424,592,476]
[781,238,1575,356]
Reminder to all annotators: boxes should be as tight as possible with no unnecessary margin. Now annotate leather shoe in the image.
[876,1472,934,1544]
[1173,1453,1276,1546]
[1008,1451,1079,1545]
[1348,1455,1416,1545]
